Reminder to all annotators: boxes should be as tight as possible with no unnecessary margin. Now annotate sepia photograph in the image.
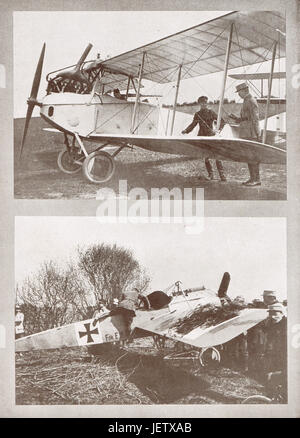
[15,217,287,405]
[1,0,299,421]
[14,10,286,200]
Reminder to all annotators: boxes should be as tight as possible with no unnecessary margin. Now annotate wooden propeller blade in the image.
[19,102,35,158]
[30,43,46,100]
[19,43,45,157]
[75,43,93,71]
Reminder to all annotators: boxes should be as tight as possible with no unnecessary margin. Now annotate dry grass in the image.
[16,345,150,405]
[15,338,267,405]
[14,118,286,200]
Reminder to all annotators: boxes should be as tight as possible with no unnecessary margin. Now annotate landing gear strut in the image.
[57,133,124,183]
[57,132,129,184]
[57,134,84,174]
[163,345,221,370]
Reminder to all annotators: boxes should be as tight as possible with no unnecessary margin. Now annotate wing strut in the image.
[125,76,131,99]
[262,41,277,144]
[216,23,233,130]
[131,52,145,133]
[170,64,182,135]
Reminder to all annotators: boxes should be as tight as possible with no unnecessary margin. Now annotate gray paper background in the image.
[0,0,299,417]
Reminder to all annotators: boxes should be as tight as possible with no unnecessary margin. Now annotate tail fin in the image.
[217,272,231,298]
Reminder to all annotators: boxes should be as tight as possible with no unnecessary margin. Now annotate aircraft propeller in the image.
[19,43,46,158]
[55,43,93,85]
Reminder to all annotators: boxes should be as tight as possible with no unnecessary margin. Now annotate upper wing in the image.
[90,132,286,165]
[87,11,285,83]
[133,308,268,349]
[15,315,127,352]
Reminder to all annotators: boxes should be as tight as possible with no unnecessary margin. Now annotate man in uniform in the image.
[181,95,226,181]
[113,88,126,100]
[110,288,140,337]
[230,82,261,186]
[222,296,249,371]
[15,305,25,340]
[262,290,278,307]
[247,300,266,375]
[264,302,287,399]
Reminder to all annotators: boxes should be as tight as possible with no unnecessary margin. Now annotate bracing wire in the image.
[87,102,131,136]
[181,24,231,81]
[178,26,276,124]
[233,23,247,76]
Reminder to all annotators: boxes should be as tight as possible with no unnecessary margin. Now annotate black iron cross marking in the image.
[79,323,99,343]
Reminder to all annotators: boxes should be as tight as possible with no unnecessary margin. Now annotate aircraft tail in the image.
[217,272,231,298]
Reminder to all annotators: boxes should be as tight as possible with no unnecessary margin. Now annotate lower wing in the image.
[133,308,268,349]
[89,133,286,165]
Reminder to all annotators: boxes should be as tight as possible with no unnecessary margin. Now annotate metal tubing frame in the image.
[125,76,131,99]
[131,77,137,93]
[217,23,234,131]
[131,52,146,133]
[165,107,171,136]
[92,143,126,157]
[74,132,88,157]
[170,64,182,135]
[262,41,277,144]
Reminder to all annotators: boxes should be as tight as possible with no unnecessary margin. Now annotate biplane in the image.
[19,11,286,184]
[15,272,268,368]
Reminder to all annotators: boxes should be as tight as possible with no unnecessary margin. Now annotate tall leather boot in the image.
[254,163,261,182]
[216,160,226,182]
[242,163,254,185]
[205,158,214,180]
[245,163,261,186]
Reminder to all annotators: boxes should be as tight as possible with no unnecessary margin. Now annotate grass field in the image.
[15,338,268,405]
[14,118,286,200]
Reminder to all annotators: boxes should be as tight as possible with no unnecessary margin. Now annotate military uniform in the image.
[224,332,249,371]
[182,107,226,181]
[264,316,287,373]
[247,321,266,374]
[239,94,261,140]
[117,290,139,313]
[15,309,25,340]
[184,108,218,137]
[110,289,139,336]
[232,85,261,185]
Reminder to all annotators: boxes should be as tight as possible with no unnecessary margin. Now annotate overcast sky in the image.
[13,11,285,118]
[15,217,286,301]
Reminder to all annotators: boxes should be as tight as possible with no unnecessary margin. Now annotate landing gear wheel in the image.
[57,149,82,174]
[199,347,221,368]
[82,151,115,183]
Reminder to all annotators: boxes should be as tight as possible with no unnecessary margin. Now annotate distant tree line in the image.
[162,98,237,108]
[16,243,150,335]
